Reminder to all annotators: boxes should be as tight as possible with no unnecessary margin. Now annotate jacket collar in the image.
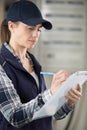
[0,44,42,75]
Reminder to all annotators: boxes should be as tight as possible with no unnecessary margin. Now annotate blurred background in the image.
[0,0,87,130]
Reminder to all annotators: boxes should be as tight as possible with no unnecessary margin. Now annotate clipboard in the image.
[33,71,87,120]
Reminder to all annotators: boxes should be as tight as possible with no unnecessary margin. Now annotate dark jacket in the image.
[0,45,52,130]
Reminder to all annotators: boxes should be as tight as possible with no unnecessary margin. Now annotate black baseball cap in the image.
[4,0,52,30]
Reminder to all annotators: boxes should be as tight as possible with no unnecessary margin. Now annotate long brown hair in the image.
[0,19,11,44]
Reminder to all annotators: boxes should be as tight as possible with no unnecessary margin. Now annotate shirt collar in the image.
[4,42,17,57]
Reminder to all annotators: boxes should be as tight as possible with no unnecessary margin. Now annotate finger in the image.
[54,72,70,81]
[76,84,82,93]
[72,92,81,100]
[66,88,82,101]
[56,70,70,77]
[53,80,63,88]
[69,88,82,97]
[65,93,80,102]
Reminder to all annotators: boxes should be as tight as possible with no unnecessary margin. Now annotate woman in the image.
[0,0,82,130]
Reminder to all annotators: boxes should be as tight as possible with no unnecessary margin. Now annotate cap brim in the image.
[3,18,52,30]
[22,18,52,30]
[42,20,52,30]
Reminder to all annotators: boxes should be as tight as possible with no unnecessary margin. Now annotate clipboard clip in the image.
[77,71,87,76]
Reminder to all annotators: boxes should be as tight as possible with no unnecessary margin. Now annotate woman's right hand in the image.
[50,70,70,95]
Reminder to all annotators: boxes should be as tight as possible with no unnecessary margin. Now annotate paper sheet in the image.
[33,71,87,120]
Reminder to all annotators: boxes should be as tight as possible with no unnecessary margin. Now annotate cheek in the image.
[14,30,26,41]
[14,29,21,38]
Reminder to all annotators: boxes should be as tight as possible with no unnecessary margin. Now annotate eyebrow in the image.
[33,24,42,28]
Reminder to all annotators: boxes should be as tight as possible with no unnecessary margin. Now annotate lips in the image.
[29,39,36,42]
[28,40,36,45]
[31,40,36,43]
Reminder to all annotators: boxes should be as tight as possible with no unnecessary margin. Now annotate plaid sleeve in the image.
[0,65,52,128]
[53,103,73,120]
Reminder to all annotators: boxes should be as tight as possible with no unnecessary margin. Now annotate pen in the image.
[40,71,54,76]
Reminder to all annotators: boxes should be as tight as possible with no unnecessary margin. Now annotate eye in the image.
[38,28,41,32]
[28,27,34,30]
[28,26,42,32]
[38,26,42,32]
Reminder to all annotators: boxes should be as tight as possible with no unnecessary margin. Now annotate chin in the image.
[27,45,34,50]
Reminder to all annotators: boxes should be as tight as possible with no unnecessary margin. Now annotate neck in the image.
[9,41,27,60]
[8,41,34,73]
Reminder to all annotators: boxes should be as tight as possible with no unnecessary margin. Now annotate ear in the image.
[8,21,16,32]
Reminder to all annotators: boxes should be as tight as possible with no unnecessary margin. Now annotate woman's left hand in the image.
[65,84,82,108]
